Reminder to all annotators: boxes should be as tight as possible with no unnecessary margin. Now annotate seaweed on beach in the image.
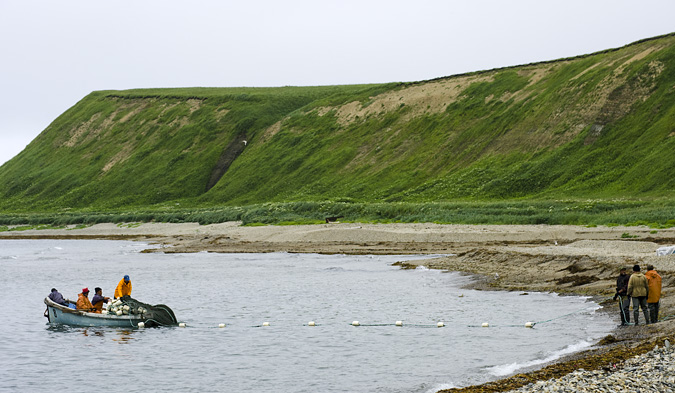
[555,275,600,286]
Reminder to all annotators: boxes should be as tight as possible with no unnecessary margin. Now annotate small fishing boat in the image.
[44,296,178,327]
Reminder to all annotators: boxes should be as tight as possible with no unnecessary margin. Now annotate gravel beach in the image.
[4,221,675,392]
[506,341,675,393]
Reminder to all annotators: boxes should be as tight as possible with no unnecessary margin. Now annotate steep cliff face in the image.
[1,34,674,211]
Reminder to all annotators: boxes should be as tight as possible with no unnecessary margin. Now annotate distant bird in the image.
[494,273,500,280]
[554,241,559,246]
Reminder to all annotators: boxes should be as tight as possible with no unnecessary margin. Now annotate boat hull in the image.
[44,297,145,327]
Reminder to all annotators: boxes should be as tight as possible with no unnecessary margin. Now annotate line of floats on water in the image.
[171,321,537,329]
[46,294,602,330]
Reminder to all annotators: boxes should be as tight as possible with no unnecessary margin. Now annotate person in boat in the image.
[114,275,132,299]
[48,288,68,306]
[76,288,95,312]
[91,287,110,313]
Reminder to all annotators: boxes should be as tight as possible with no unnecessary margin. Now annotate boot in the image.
[624,305,630,324]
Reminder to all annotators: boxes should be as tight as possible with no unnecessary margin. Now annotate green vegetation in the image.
[0,224,66,232]
[117,222,142,228]
[67,224,91,230]
[0,199,674,228]
[0,33,674,226]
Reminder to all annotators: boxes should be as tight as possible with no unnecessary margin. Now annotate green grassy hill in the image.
[1,33,674,225]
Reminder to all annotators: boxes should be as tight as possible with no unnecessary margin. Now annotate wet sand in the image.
[4,221,675,392]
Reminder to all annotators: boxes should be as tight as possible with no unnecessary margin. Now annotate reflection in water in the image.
[46,324,79,334]
[112,329,135,343]
[80,328,105,338]
[45,324,136,343]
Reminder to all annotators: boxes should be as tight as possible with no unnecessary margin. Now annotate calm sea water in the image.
[0,240,615,393]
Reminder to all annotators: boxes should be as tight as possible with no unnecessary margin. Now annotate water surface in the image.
[0,240,615,392]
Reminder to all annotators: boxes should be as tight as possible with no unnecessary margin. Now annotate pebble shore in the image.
[506,341,675,393]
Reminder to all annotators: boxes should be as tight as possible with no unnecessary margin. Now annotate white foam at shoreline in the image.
[486,340,593,377]
[425,382,457,393]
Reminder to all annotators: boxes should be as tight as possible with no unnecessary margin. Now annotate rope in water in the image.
[528,305,599,327]
[212,305,601,329]
[130,298,675,329]
[348,299,672,329]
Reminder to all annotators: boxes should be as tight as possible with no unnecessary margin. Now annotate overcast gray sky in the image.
[1,0,674,165]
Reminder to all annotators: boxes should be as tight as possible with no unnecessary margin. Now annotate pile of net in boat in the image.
[105,296,178,327]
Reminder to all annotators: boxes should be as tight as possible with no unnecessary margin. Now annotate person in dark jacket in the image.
[614,268,631,325]
[91,287,110,313]
[48,288,68,306]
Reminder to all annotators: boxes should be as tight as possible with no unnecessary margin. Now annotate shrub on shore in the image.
[0,199,673,228]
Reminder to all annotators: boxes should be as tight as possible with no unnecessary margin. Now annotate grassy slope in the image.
[203,33,675,204]
[0,34,674,225]
[0,84,397,210]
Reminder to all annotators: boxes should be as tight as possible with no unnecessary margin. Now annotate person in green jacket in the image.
[627,264,650,325]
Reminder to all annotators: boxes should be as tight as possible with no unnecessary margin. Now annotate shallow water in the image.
[0,240,615,392]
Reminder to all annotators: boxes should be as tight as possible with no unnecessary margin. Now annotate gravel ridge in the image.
[506,340,675,393]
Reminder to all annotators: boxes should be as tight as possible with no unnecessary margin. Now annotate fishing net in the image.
[106,296,178,327]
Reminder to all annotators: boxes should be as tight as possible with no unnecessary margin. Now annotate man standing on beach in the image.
[614,268,630,325]
[645,265,662,323]
[627,264,650,325]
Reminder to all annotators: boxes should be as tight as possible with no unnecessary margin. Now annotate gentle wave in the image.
[486,340,593,377]
[324,266,346,272]
[425,383,457,393]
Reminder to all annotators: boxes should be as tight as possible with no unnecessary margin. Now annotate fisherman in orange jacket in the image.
[114,275,132,299]
[76,288,95,312]
[645,265,662,323]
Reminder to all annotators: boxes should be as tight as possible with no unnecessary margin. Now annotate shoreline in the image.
[4,221,675,254]
[4,222,675,391]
